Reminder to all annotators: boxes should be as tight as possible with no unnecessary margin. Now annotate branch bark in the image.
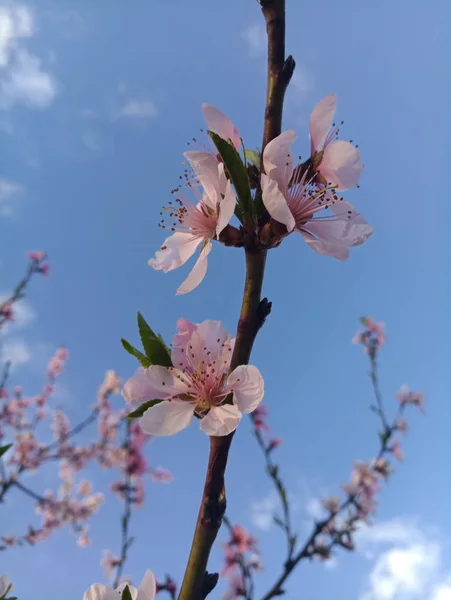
[177,1,293,597]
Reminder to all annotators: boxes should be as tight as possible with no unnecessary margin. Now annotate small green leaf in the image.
[209,131,254,223]
[244,148,261,166]
[121,338,152,368]
[0,443,12,458]
[137,313,172,367]
[121,585,134,600]
[127,399,164,419]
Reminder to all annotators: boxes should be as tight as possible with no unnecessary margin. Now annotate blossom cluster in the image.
[148,97,372,296]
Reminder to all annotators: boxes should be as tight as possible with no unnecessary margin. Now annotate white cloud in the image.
[0,295,36,331]
[241,23,265,57]
[118,99,158,119]
[358,517,451,600]
[250,490,280,531]
[0,3,57,110]
[1,338,31,367]
[0,178,22,217]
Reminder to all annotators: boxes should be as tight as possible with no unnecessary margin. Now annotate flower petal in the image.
[83,584,119,600]
[184,151,222,203]
[148,233,202,272]
[122,368,165,410]
[200,404,242,436]
[140,399,194,436]
[139,365,190,398]
[227,365,264,413]
[261,173,296,232]
[301,230,350,260]
[309,94,337,153]
[176,240,212,295]
[329,201,373,246]
[137,570,157,600]
[172,318,197,368]
[216,178,236,237]
[202,103,241,149]
[319,140,363,190]
[263,130,296,189]
[188,320,231,366]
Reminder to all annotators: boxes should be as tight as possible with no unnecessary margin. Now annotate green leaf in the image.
[244,148,261,166]
[121,585,134,600]
[127,399,164,419]
[0,443,12,458]
[209,131,254,222]
[137,313,172,367]
[121,338,152,368]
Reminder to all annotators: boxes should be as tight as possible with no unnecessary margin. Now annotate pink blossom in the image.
[373,458,393,479]
[343,461,380,497]
[77,530,91,547]
[228,525,258,554]
[101,551,121,580]
[148,153,237,295]
[261,130,372,260]
[395,417,408,434]
[38,263,50,276]
[27,251,46,261]
[98,370,122,403]
[56,347,69,360]
[47,356,64,378]
[201,103,241,150]
[352,317,385,354]
[309,95,363,191]
[322,495,341,513]
[78,480,92,496]
[221,546,240,576]
[0,303,14,321]
[150,467,174,483]
[123,320,264,437]
[251,404,269,430]
[396,385,425,412]
[85,570,156,600]
[0,575,12,597]
[222,573,246,600]
[267,437,282,452]
[391,439,404,461]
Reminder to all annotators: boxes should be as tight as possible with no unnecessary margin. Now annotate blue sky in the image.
[1,0,451,598]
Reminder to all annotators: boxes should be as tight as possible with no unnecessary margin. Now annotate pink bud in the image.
[27,251,46,261]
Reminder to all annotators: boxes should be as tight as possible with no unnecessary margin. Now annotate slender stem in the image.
[177,251,268,600]
[369,355,389,431]
[113,421,134,588]
[177,1,292,596]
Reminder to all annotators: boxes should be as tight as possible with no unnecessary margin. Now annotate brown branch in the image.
[177,2,293,597]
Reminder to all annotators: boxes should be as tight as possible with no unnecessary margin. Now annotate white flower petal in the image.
[200,404,242,436]
[188,320,230,365]
[319,140,363,190]
[261,173,295,232]
[216,179,236,237]
[140,399,194,436]
[125,365,189,402]
[184,151,222,203]
[309,94,337,153]
[262,130,296,189]
[83,584,120,600]
[201,103,241,149]
[0,576,12,598]
[227,365,264,413]
[148,233,202,272]
[176,240,212,295]
[122,368,162,410]
[137,570,157,600]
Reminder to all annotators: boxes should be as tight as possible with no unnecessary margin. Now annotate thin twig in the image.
[113,420,134,588]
